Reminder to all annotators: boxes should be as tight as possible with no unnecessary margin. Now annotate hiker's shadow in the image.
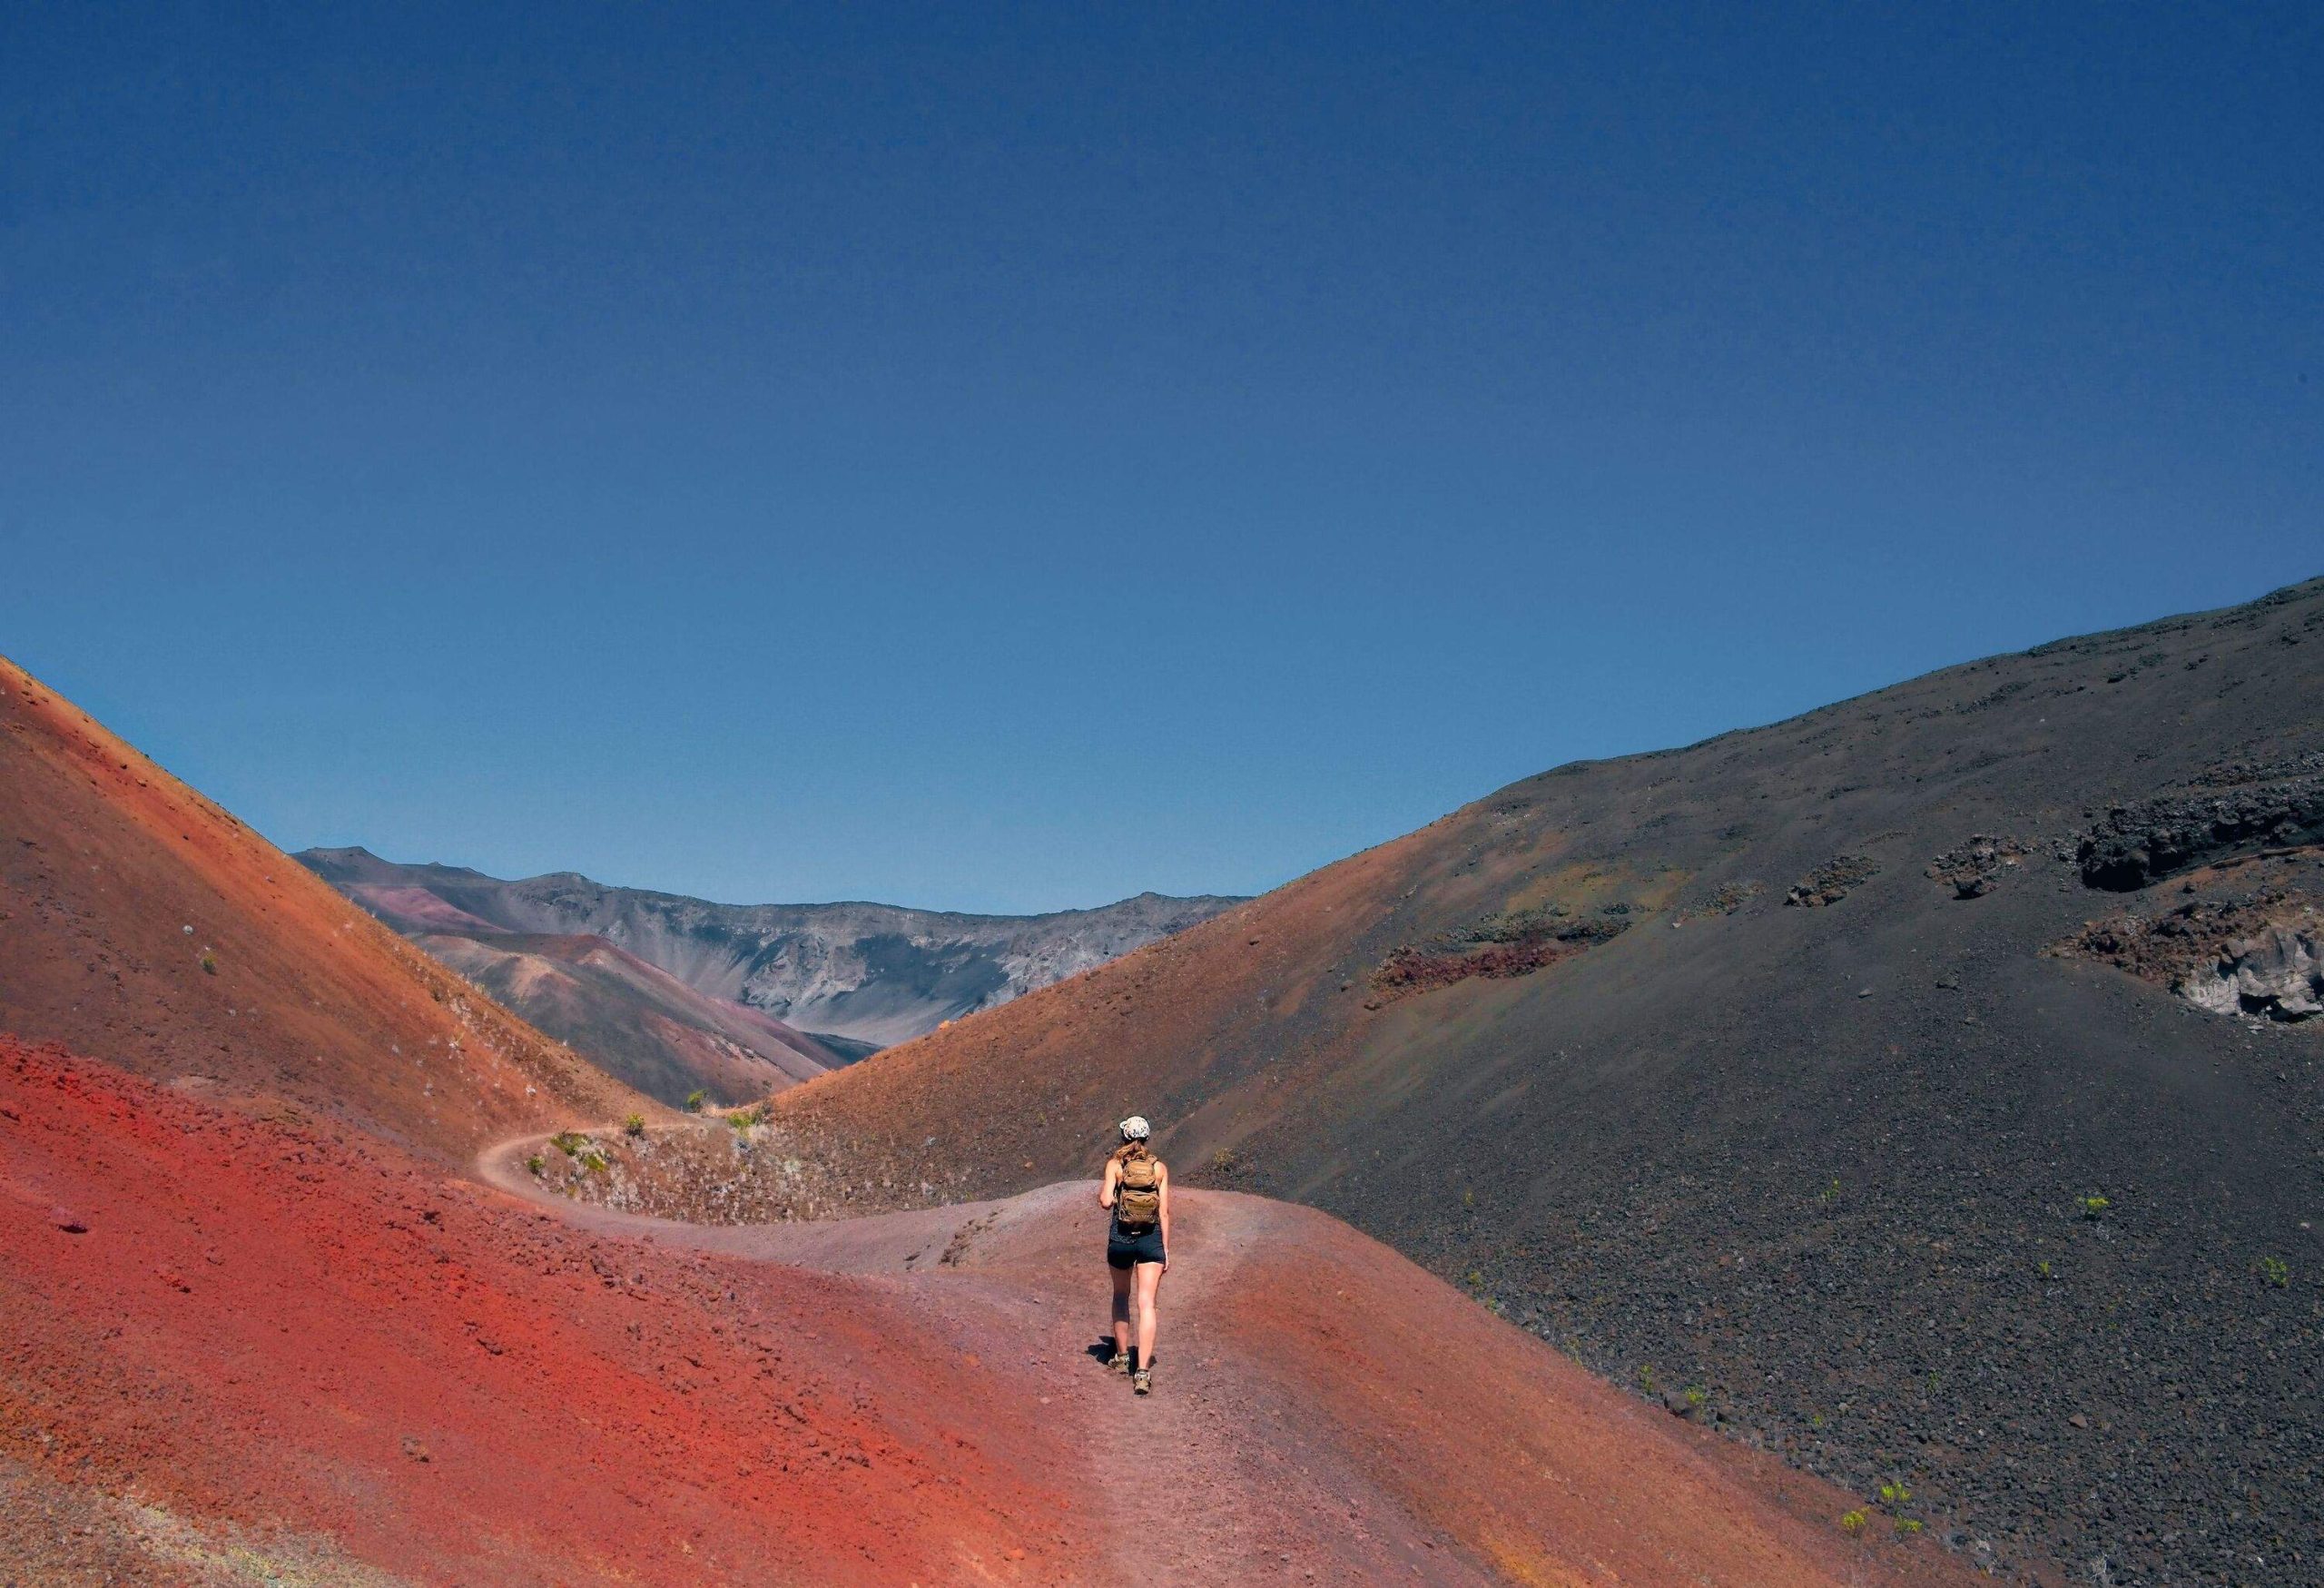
[1084,1338,1116,1365]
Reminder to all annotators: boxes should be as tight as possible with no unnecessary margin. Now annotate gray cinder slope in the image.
[770,575,2324,1587]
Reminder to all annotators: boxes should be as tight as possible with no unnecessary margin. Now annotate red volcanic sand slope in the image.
[0,1040,1080,1585]
[0,656,652,1160]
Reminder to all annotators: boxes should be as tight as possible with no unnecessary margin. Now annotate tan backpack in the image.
[1114,1150,1163,1233]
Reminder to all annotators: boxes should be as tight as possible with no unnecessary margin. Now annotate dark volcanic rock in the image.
[2077,774,2324,890]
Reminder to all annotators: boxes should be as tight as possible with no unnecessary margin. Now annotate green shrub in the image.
[2079,1194,2111,1218]
[550,1131,587,1158]
[1894,1516,1924,1536]
[684,1090,706,1113]
[526,1154,545,1176]
[1839,1510,1866,1534]
[578,1149,609,1173]
[1878,1481,1912,1506]
[199,952,218,975]
[2259,1255,2290,1288]
[624,1114,645,1138]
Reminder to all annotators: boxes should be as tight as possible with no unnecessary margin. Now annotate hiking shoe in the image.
[1108,1352,1130,1375]
[1132,1368,1152,1396]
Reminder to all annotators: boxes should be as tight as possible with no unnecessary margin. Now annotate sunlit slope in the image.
[0,656,657,1161]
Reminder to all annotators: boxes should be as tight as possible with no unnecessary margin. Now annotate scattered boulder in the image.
[1927,834,2030,899]
[1785,855,1879,908]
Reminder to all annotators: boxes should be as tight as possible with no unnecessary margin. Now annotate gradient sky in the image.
[4,3,2318,912]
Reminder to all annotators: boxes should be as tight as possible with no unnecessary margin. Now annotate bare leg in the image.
[1133,1260,1164,1367]
[1109,1263,1133,1357]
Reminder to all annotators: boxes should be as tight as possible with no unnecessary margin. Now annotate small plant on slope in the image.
[624,1114,645,1138]
[2258,1255,2290,1288]
[684,1090,706,1112]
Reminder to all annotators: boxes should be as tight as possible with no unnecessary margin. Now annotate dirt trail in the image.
[480,1129,1974,1587]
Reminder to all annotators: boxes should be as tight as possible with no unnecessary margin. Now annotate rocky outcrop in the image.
[2077,774,2324,890]
[1925,835,2030,899]
[1784,854,1879,907]
[2178,922,2323,1021]
[2065,883,2324,1022]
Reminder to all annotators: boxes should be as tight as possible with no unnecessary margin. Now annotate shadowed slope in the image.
[768,577,2324,1584]
[0,656,656,1162]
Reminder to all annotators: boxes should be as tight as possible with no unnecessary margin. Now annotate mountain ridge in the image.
[298,844,1246,1050]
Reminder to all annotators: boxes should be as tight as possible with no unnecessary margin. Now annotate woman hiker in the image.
[1099,1116,1170,1395]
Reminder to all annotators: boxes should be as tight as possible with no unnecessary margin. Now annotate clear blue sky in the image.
[4,3,2318,913]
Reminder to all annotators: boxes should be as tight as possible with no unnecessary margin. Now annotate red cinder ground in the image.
[0,1039,1081,1586]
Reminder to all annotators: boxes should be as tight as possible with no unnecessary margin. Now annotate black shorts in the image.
[1107,1222,1166,1268]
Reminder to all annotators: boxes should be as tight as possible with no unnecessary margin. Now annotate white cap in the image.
[1118,1115,1150,1141]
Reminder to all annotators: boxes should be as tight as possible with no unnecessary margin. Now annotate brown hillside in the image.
[0,656,655,1161]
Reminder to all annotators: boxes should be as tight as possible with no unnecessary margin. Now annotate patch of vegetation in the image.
[1894,1516,1924,1537]
[525,1154,544,1176]
[1208,1147,1240,1175]
[1685,1385,1708,1409]
[1878,1481,1912,1507]
[2036,1258,2054,1280]
[1818,1177,1841,1205]
[726,1105,762,1130]
[550,1131,587,1158]
[684,1090,706,1112]
[577,1149,609,1173]
[1840,1510,1867,1535]
[624,1114,646,1138]
[2080,1194,2112,1219]
[2258,1255,2290,1288]
[1637,1364,1657,1396]
[199,951,218,975]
